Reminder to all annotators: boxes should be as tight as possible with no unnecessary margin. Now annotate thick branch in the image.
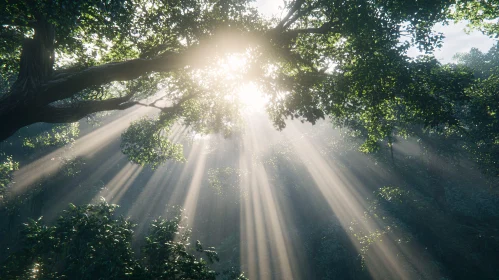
[39,30,262,106]
[51,65,88,79]
[1,31,260,141]
[38,94,135,123]
[38,38,233,106]
[41,55,186,104]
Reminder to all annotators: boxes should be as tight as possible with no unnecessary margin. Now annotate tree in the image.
[0,0,495,168]
[452,44,499,176]
[0,201,246,279]
[0,0,259,140]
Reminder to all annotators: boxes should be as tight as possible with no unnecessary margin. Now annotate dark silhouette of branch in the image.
[38,94,135,123]
[276,0,305,31]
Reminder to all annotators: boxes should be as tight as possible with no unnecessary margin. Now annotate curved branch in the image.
[39,94,135,123]
[0,32,258,141]
[39,31,260,106]
[40,54,188,104]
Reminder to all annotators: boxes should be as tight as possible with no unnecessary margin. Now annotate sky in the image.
[255,0,497,63]
[413,21,496,63]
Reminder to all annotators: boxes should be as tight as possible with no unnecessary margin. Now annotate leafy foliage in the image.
[0,201,244,280]
[1,0,498,173]
[60,156,86,178]
[452,0,499,38]
[208,167,246,198]
[376,186,409,203]
[1,0,489,166]
[121,116,184,168]
[21,123,80,150]
[144,216,218,279]
[0,155,18,202]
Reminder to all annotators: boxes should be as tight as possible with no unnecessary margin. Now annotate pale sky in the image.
[410,21,497,63]
[255,0,497,64]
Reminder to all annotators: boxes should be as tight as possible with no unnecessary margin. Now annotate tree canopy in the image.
[1,0,498,175]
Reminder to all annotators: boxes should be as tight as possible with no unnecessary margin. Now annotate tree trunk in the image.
[0,19,55,140]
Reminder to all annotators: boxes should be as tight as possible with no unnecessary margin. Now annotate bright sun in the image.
[222,54,268,111]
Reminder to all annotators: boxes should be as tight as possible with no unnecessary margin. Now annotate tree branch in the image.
[38,41,226,106]
[40,55,186,104]
[0,31,260,141]
[276,0,305,31]
[38,94,135,123]
[282,3,318,30]
[133,101,167,111]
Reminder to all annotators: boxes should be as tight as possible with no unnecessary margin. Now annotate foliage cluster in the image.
[21,124,80,150]
[0,155,18,202]
[121,116,184,168]
[0,201,246,280]
[207,167,248,199]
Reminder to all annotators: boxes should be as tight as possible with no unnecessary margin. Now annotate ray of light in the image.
[282,120,440,280]
[239,115,299,280]
[11,106,153,196]
[97,163,143,204]
[239,146,271,279]
[77,152,127,189]
[166,140,206,208]
[125,162,183,237]
[126,130,207,237]
[178,140,209,221]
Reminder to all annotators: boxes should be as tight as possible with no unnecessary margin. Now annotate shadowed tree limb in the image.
[38,94,136,123]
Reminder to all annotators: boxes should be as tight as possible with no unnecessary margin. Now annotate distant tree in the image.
[0,201,246,280]
[452,44,499,176]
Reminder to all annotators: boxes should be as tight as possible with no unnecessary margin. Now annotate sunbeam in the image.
[97,163,143,204]
[179,139,209,222]
[282,121,441,280]
[11,106,153,196]
[239,116,300,280]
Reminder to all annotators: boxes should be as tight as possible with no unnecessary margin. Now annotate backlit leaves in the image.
[121,116,184,168]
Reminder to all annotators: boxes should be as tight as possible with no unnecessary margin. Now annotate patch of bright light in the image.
[254,0,284,18]
[237,82,268,111]
[219,54,268,111]
[223,54,247,72]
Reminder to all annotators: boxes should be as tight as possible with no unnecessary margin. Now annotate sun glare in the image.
[221,54,268,111]
[237,82,268,111]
